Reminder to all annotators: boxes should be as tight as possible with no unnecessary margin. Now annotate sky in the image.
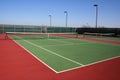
[0,0,120,28]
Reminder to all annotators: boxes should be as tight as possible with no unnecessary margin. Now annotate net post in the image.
[3,24,4,34]
[76,33,78,38]
[83,32,85,38]
[4,32,8,40]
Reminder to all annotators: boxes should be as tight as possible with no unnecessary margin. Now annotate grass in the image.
[10,35,120,72]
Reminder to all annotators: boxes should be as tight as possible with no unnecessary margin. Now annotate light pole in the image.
[64,11,68,32]
[93,4,98,28]
[49,15,52,27]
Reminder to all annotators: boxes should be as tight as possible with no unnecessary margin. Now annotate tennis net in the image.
[82,32,115,38]
[5,32,77,40]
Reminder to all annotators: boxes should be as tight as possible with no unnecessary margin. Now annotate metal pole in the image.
[93,4,98,28]
[49,15,52,27]
[64,11,68,32]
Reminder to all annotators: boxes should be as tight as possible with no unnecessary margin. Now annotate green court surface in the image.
[83,35,120,41]
[10,36,120,72]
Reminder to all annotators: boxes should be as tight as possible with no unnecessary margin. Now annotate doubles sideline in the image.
[13,36,84,66]
[10,36,120,73]
[23,39,84,66]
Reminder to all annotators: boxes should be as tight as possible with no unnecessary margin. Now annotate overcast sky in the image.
[0,0,120,28]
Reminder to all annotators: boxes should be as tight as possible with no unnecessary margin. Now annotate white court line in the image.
[13,36,84,66]
[23,39,84,66]
[57,56,120,73]
[11,38,58,73]
[43,43,74,47]
[42,42,96,47]
[47,38,97,47]
[10,36,120,74]
[48,39,74,44]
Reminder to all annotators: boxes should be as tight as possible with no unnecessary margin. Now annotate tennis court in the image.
[7,33,120,73]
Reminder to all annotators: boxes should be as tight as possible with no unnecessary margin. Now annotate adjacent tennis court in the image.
[8,33,120,73]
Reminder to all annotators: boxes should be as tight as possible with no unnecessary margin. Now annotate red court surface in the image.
[0,34,120,80]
